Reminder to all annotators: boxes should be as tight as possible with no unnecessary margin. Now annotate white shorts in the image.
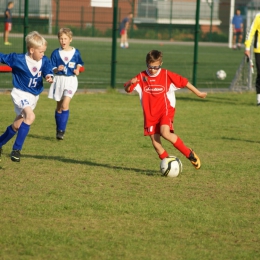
[11,88,39,116]
[48,75,78,101]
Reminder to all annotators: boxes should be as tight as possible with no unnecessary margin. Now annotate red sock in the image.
[173,137,191,158]
[159,150,168,160]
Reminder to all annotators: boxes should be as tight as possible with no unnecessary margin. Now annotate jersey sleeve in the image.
[127,73,143,93]
[167,71,188,88]
[0,52,16,67]
[42,56,54,78]
[245,13,260,50]
[50,49,58,70]
[75,49,84,66]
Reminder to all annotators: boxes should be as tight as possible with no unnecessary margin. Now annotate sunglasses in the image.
[147,64,161,70]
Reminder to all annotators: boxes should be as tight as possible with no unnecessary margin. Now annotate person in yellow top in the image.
[245,13,260,105]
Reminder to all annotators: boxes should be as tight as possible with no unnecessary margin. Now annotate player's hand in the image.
[73,69,80,76]
[131,77,139,84]
[198,92,207,99]
[45,75,53,83]
[245,50,250,58]
[58,65,65,71]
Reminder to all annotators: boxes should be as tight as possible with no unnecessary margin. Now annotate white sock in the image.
[257,94,260,103]
[120,43,124,47]
[125,42,129,48]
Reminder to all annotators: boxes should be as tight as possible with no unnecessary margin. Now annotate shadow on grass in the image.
[22,154,159,176]
[177,96,254,106]
[28,134,54,141]
[222,136,260,144]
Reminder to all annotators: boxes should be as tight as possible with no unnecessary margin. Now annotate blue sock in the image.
[13,122,30,150]
[0,125,17,147]
[59,110,69,132]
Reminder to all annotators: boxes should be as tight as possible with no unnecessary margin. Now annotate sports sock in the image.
[55,110,62,131]
[173,136,191,158]
[59,110,70,131]
[13,122,30,150]
[159,150,168,160]
[0,125,17,147]
[257,94,260,104]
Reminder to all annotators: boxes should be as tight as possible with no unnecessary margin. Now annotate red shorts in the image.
[5,22,12,31]
[120,29,126,35]
[144,114,174,136]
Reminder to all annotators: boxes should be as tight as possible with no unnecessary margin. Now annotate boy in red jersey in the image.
[124,50,207,169]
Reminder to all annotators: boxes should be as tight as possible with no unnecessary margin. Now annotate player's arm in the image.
[45,75,53,83]
[245,15,260,57]
[124,77,138,93]
[5,10,10,18]
[125,21,129,30]
[42,58,54,83]
[185,82,207,99]
[73,64,81,76]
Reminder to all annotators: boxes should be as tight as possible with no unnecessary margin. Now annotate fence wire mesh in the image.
[0,0,259,90]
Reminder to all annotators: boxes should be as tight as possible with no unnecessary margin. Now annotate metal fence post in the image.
[111,0,118,88]
[92,7,95,37]
[192,0,201,86]
[81,6,84,34]
[23,0,29,54]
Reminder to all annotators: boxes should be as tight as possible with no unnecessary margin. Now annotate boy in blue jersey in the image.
[0,31,53,162]
[48,28,84,140]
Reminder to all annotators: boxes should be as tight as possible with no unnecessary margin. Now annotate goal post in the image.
[229,50,255,92]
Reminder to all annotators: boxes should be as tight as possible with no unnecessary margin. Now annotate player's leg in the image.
[160,124,201,169]
[11,107,35,162]
[4,23,11,45]
[124,31,129,48]
[55,97,71,140]
[237,32,242,49]
[120,30,125,48]
[10,89,38,162]
[232,32,237,49]
[0,120,19,161]
[149,134,169,160]
[254,53,260,105]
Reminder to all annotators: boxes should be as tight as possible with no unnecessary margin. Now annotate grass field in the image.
[0,91,259,259]
[0,36,245,89]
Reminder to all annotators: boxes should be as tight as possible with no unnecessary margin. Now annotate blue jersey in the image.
[120,17,130,30]
[51,47,84,76]
[0,53,53,95]
[232,15,243,29]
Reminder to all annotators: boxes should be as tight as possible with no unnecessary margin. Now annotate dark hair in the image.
[146,50,163,64]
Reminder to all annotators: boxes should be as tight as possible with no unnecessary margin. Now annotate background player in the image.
[124,50,207,169]
[48,28,84,140]
[119,12,133,48]
[0,31,53,162]
[232,8,244,50]
[3,1,14,45]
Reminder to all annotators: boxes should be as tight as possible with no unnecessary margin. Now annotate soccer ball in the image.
[216,70,227,80]
[160,156,183,177]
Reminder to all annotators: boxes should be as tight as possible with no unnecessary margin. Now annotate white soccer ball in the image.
[160,156,183,177]
[216,70,227,80]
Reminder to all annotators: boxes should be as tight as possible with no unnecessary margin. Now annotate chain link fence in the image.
[0,0,259,90]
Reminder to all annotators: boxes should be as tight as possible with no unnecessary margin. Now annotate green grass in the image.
[0,91,259,259]
[0,36,244,89]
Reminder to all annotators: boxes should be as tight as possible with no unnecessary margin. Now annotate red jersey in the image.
[127,68,188,128]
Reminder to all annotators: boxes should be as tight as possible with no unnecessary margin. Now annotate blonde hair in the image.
[146,50,163,64]
[58,28,73,39]
[25,31,47,50]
